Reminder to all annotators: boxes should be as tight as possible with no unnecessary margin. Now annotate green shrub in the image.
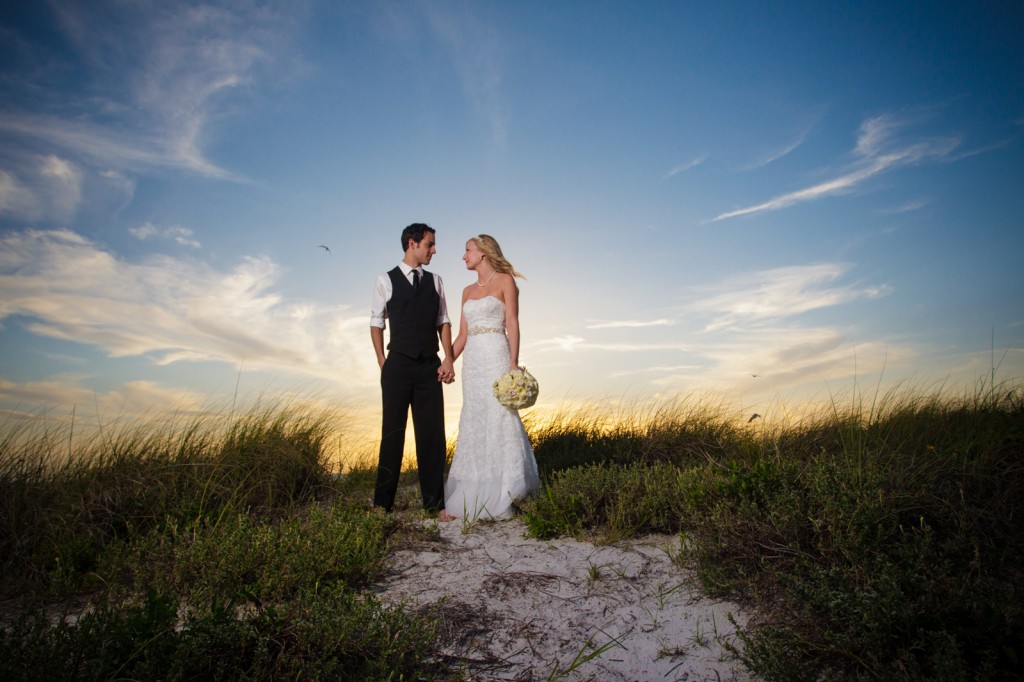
[0,405,338,597]
[524,385,1024,680]
[0,586,441,681]
[523,461,689,541]
[102,501,395,604]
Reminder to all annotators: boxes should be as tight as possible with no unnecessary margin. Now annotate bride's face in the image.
[463,240,484,270]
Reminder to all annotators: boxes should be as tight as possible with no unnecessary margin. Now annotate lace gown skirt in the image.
[445,297,540,520]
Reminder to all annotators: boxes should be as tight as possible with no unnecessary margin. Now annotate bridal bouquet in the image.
[493,367,539,409]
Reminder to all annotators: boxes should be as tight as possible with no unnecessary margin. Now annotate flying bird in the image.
[318,245,331,254]
[747,413,761,423]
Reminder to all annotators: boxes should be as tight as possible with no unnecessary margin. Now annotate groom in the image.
[370,223,456,520]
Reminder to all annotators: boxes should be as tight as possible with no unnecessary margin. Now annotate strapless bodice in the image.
[463,296,505,330]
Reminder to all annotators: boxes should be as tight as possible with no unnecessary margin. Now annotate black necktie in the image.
[412,269,420,290]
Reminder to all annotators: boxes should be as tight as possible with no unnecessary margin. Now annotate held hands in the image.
[438,358,456,384]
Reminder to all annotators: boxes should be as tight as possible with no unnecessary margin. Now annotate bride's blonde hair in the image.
[471,234,525,279]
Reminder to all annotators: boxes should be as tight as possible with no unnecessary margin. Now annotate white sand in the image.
[371,517,754,681]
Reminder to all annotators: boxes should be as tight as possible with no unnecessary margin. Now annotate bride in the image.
[443,235,540,520]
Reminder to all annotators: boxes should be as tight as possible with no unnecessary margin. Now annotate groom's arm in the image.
[371,326,386,369]
[437,323,455,383]
[370,274,390,369]
[433,274,455,383]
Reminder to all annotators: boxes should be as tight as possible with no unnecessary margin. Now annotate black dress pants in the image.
[374,352,446,512]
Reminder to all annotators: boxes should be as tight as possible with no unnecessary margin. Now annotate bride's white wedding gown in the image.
[445,296,540,520]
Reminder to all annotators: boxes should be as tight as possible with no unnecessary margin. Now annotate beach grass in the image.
[0,404,451,680]
[523,383,1023,680]
[2,383,1021,680]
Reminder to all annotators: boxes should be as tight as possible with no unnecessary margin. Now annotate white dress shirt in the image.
[370,263,451,330]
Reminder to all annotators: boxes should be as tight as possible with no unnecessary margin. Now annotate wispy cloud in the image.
[878,198,931,214]
[0,170,39,220]
[0,112,241,181]
[0,374,212,423]
[675,263,901,392]
[419,4,508,148]
[0,229,377,389]
[608,364,701,379]
[713,114,961,221]
[690,263,890,331]
[663,155,707,180]
[533,336,690,353]
[0,154,83,222]
[535,261,900,399]
[0,1,299,205]
[586,319,674,330]
[646,328,909,394]
[947,137,1016,162]
[129,222,201,249]
[743,126,813,170]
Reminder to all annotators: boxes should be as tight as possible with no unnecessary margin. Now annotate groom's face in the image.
[408,233,437,266]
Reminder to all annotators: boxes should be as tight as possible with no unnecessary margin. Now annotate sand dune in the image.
[372,518,754,681]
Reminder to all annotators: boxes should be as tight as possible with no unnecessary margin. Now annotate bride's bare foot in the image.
[438,510,455,522]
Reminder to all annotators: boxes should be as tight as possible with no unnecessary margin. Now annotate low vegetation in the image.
[0,405,446,680]
[524,384,1023,680]
[2,383,1021,680]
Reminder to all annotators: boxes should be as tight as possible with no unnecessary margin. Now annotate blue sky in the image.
[2,1,1022,443]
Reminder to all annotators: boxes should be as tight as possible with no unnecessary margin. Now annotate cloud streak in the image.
[646,329,908,396]
[0,374,212,424]
[536,340,692,353]
[0,154,84,222]
[713,114,961,221]
[0,1,300,205]
[690,263,890,331]
[743,126,813,170]
[663,155,707,180]
[0,229,378,390]
[129,222,201,249]
[532,261,899,401]
[585,319,674,330]
[420,3,509,148]
[0,112,240,181]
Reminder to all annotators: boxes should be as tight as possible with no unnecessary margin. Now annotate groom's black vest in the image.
[386,267,440,359]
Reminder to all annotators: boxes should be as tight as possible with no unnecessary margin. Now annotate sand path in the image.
[371,517,754,681]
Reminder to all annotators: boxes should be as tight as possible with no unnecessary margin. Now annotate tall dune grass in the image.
[0,402,452,680]
[523,383,1024,680]
[0,404,340,596]
[524,395,743,476]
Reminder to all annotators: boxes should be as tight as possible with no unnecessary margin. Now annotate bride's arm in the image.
[503,277,521,371]
[452,287,470,362]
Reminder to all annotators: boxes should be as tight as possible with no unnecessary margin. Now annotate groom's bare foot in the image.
[438,510,455,522]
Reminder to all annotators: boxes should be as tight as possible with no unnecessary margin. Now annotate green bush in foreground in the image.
[0,406,337,597]
[523,386,1024,680]
[0,499,447,681]
[100,499,396,604]
[0,586,438,681]
[524,461,691,541]
[0,403,456,679]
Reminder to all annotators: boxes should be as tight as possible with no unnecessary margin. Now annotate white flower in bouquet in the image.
[492,368,539,409]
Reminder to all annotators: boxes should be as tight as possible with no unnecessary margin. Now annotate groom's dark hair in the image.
[402,223,435,252]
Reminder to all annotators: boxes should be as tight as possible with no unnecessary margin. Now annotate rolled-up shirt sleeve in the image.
[370,274,390,329]
[434,273,452,327]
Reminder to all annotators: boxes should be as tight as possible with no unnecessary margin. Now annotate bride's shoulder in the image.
[498,272,519,290]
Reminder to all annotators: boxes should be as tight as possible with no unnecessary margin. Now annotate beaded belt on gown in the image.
[469,326,504,336]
